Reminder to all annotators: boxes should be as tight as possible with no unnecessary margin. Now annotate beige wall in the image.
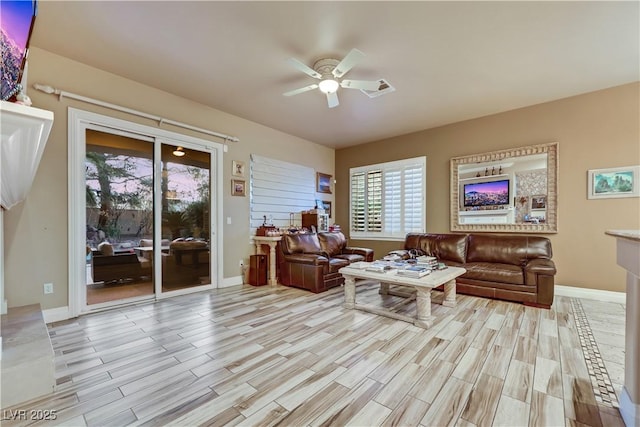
[4,48,335,310]
[336,82,640,293]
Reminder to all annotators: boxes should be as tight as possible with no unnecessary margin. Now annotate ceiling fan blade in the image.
[327,91,339,108]
[287,58,322,79]
[341,79,380,91]
[332,48,365,78]
[283,84,318,96]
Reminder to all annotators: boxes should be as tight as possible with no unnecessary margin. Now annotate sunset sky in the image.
[1,0,36,50]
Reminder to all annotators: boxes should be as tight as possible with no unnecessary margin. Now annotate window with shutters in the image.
[350,156,426,240]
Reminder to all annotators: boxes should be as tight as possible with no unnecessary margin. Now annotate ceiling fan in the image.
[283,48,384,108]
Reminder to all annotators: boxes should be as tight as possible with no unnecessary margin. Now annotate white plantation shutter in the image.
[367,170,382,232]
[350,156,426,239]
[403,165,424,233]
[351,172,366,232]
[384,169,402,234]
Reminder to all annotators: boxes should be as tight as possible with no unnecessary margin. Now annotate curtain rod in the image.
[32,83,240,143]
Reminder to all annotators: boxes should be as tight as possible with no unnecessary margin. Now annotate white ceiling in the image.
[30,1,639,149]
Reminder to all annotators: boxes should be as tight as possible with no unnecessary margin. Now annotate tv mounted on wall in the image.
[1,0,38,101]
[463,179,510,207]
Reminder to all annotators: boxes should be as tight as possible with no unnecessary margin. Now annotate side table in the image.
[252,235,282,286]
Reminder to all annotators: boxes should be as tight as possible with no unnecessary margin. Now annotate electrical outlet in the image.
[43,283,54,294]
[239,260,244,267]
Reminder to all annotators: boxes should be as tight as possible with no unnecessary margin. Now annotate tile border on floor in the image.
[571,297,620,409]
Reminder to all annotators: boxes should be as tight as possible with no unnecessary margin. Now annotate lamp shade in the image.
[0,101,54,210]
[318,79,339,94]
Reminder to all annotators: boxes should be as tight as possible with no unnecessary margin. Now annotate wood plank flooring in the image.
[1,283,626,426]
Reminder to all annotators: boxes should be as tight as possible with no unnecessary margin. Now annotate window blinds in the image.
[250,154,315,233]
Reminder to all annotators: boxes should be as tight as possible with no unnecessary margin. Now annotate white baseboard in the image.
[42,306,71,324]
[555,285,626,304]
[221,275,243,288]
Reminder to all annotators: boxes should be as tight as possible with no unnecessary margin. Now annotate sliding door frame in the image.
[68,108,224,317]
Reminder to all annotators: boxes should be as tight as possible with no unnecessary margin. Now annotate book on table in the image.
[366,261,400,273]
[397,265,430,278]
[416,255,438,269]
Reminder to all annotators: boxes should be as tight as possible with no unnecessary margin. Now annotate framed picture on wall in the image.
[588,165,640,199]
[530,195,547,210]
[231,179,246,196]
[232,160,245,177]
[317,172,332,194]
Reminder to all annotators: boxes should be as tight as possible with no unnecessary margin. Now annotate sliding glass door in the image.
[85,129,155,307]
[159,143,211,292]
[81,127,215,311]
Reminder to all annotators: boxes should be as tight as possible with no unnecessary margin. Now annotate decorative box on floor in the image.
[249,254,267,286]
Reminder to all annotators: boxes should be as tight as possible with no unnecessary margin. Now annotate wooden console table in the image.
[606,229,640,427]
[252,236,281,286]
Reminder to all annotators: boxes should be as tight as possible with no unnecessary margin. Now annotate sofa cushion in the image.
[333,253,366,263]
[328,258,350,273]
[170,238,208,249]
[418,234,467,264]
[97,241,114,256]
[463,262,524,285]
[466,234,552,266]
[318,232,347,257]
[139,239,153,247]
[282,233,322,255]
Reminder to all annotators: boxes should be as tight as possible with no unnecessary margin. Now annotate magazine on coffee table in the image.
[396,265,431,278]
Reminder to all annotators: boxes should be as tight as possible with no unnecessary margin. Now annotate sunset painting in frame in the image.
[1,0,37,100]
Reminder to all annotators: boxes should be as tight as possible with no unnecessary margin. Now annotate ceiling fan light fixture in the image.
[318,78,339,94]
[173,146,185,157]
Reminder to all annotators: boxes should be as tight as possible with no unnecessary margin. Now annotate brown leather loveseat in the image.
[390,233,556,308]
[279,231,374,293]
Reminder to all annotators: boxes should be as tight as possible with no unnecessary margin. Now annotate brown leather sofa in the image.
[279,231,374,293]
[390,233,556,308]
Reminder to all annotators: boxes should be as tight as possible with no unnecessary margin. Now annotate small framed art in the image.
[587,165,640,199]
[530,195,547,210]
[316,172,332,194]
[232,160,245,177]
[232,179,246,196]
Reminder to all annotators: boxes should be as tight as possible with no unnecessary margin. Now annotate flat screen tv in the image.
[463,179,510,207]
[1,0,37,101]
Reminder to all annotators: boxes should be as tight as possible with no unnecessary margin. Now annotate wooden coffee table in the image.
[339,263,466,329]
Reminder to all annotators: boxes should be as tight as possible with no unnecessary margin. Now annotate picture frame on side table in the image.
[588,165,640,199]
[232,179,246,196]
[317,172,332,194]
[321,200,332,218]
[232,160,245,177]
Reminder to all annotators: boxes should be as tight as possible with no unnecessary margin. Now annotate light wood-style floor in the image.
[3,283,626,426]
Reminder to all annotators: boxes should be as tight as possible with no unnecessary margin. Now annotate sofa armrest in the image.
[524,259,556,308]
[343,247,375,262]
[524,259,556,276]
[282,253,329,265]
